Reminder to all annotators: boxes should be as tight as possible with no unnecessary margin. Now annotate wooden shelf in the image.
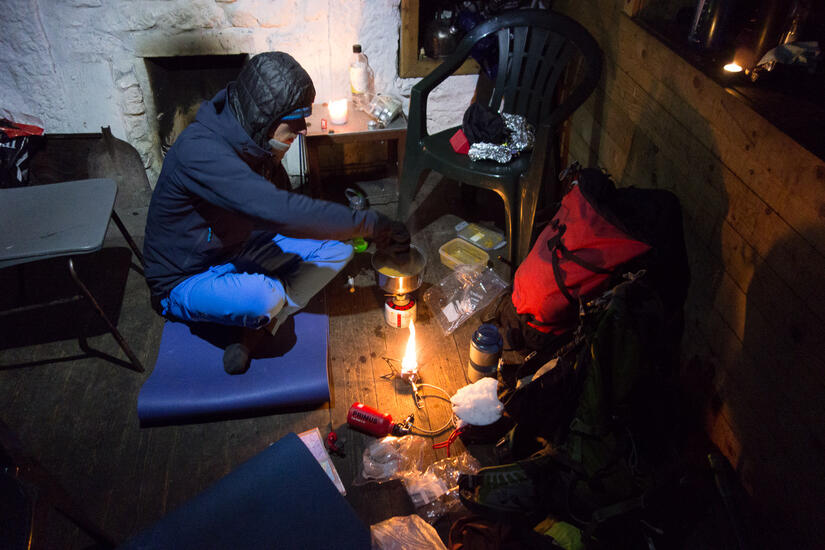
[399,0,480,78]
[635,16,825,162]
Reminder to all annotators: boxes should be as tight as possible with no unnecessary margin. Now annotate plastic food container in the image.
[438,238,489,271]
[455,221,505,251]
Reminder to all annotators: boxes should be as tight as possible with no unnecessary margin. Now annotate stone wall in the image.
[1,0,478,184]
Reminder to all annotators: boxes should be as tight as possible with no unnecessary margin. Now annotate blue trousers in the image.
[161,235,353,329]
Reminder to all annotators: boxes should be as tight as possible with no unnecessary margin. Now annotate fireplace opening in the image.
[144,54,247,154]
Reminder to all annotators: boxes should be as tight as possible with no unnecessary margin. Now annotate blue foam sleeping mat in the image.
[117,432,371,549]
[138,305,330,426]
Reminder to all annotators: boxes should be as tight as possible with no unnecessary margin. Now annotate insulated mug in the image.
[468,323,503,382]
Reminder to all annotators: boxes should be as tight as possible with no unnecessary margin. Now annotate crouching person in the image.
[143,52,409,374]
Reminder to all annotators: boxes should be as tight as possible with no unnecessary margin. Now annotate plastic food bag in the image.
[364,93,403,126]
[423,266,509,335]
[404,451,481,523]
[353,435,427,486]
[356,436,481,524]
[370,514,447,550]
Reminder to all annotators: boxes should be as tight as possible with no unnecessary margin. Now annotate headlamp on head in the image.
[281,106,312,120]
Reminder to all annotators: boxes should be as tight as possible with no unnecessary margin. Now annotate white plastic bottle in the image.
[349,44,374,111]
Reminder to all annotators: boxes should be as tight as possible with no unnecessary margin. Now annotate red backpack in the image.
[513,184,650,335]
[500,167,689,352]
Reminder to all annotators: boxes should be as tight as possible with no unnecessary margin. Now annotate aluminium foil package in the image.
[467,113,534,164]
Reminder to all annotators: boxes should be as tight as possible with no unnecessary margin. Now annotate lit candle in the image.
[723,62,743,73]
[328,99,348,125]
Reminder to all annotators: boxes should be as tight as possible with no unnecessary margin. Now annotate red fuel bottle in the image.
[347,402,408,437]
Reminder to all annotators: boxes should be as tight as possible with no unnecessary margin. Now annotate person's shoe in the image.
[222,328,265,375]
[223,341,253,375]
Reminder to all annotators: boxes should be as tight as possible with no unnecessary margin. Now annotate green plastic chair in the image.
[397,9,602,266]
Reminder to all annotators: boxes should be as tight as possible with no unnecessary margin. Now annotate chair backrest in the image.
[488,10,602,129]
[432,9,602,131]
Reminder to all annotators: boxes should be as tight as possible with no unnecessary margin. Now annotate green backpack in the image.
[459,275,682,547]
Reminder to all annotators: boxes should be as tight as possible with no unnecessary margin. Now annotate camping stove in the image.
[372,245,426,329]
[385,293,417,328]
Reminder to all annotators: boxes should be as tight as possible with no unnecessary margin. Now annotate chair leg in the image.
[517,178,542,266]
[396,161,426,222]
[500,193,516,269]
[110,210,145,268]
[515,146,557,266]
[68,257,144,372]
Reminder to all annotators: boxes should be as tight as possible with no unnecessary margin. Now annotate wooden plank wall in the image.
[554,1,825,546]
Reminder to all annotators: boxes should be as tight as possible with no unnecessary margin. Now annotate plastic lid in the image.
[472,323,502,351]
[353,44,362,53]
[455,222,504,251]
[352,237,368,253]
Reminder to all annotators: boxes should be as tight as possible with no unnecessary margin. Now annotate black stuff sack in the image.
[0,110,44,188]
[462,102,507,145]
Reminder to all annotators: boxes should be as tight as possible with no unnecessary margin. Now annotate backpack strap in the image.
[547,222,614,305]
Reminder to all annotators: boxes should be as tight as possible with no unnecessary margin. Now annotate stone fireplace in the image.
[144,54,246,154]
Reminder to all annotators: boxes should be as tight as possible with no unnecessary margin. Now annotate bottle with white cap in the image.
[349,44,374,111]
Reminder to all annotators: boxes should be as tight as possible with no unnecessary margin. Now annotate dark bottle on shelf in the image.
[688,0,741,50]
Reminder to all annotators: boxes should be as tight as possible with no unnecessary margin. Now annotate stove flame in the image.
[401,319,418,377]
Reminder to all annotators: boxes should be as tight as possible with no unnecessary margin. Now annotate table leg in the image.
[68,257,144,372]
[307,139,322,198]
[110,210,145,268]
[396,135,406,178]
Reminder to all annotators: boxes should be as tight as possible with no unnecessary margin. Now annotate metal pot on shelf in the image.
[423,10,461,59]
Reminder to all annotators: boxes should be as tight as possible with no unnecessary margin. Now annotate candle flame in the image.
[723,62,743,73]
[401,319,417,377]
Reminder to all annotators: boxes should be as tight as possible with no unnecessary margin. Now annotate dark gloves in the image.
[234,234,300,276]
[374,214,411,261]
[389,222,412,261]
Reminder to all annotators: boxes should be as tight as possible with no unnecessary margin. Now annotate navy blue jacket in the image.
[143,89,380,299]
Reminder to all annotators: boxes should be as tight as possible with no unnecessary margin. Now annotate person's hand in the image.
[387,221,411,262]
[374,215,411,262]
[268,137,290,162]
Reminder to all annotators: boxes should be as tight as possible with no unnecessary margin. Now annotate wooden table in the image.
[304,101,407,197]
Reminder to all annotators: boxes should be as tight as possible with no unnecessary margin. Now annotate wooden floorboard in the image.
[0,174,512,548]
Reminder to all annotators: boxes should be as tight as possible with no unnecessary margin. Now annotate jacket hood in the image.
[227,52,316,148]
[195,89,268,159]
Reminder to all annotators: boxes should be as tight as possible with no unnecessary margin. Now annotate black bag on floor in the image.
[460,276,684,548]
[461,168,691,547]
[0,112,44,188]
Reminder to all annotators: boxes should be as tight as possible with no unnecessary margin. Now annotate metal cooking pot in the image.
[372,245,426,295]
[423,13,461,59]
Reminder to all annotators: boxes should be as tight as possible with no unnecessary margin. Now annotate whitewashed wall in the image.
[1,0,478,184]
